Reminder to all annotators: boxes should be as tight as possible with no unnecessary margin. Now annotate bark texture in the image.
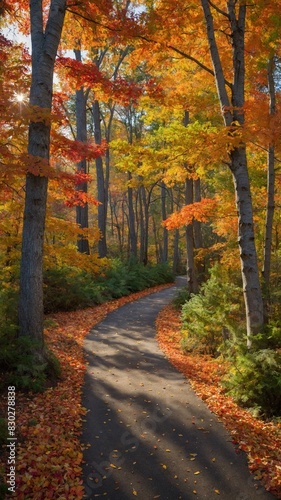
[127,172,137,258]
[262,58,276,290]
[75,49,90,255]
[160,182,168,263]
[200,0,264,341]
[93,100,107,258]
[185,179,198,294]
[18,0,66,351]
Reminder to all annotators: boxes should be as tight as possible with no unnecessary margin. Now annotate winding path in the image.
[81,282,275,500]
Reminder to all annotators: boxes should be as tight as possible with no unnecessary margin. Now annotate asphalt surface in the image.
[81,280,275,500]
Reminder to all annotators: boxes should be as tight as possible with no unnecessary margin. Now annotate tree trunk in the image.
[93,47,129,258]
[18,0,66,357]
[185,178,198,294]
[193,178,204,282]
[193,178,203,249]
[93,100,107,257]
[75,49,90,254]
[201,0,264,343]
[152,214,160,263]
[262,58,276,300]
[230,146,264,339]
[127,172,137,258]
[139,185,147,265]
[183,111,198,293]
[172,188,181,273]
[160,181,168,262]
[173,229,180,274]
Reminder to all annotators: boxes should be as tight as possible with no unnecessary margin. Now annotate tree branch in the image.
[167,44,232,89]
[208,0,229,18]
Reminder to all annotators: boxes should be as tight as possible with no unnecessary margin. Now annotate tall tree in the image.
[75,48,90,255]
[262,57,276,298]
[160,181,168,262]
[199,0,264,343]
[18,0,66,359]
[183,111,198,294]
[93,98,108,257]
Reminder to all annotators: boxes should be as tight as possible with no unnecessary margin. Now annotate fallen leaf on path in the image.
[0,284,172,500]
[156,304,281,499]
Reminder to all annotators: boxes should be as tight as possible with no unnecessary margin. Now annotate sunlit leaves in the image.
[163,198,218,230]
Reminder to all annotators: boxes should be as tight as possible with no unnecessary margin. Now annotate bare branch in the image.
[167,44,232,89]
[208,0,229,18]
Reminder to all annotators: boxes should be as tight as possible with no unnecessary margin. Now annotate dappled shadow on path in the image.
[81,288,275,500]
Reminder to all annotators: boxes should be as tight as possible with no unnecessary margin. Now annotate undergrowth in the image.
[43,259,174,312]
[0,335,61,393]
[0,259,174,393]
[176,264,281,418]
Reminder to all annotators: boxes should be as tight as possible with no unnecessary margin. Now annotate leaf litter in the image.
[1,284,171,499]
[156,304,281,499]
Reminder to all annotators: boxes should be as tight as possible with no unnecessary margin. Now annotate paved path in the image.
[81,283,275,500]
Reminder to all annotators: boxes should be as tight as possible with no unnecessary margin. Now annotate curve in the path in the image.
[81,285,275,500]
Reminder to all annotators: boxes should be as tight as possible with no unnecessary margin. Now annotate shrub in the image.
[43,261,174,312]
[0,259,174,393]
[223,347,281,418]
[101,259,174,299]
[0,335,61,393]
[43,266,105,313]
[172,287,191,310]
[0,280,19,340]
[180,266,243,356]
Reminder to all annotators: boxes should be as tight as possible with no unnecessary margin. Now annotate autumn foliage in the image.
[0,285,172,499]
[156,305,281,498]
[1,0,281,496]
[163,197,218,230]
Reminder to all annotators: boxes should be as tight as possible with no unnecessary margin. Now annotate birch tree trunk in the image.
[200,0,264,343]
[18,0,66,357]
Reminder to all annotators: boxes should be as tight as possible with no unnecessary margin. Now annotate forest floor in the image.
[0,282,280,499]
[156,303,281,499]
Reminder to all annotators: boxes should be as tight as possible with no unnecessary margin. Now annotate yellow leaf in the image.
[194,471,200,475]
[133,489,138,496]
[214,490,220,495]
[165,449,171,452]
[162,464,167,469]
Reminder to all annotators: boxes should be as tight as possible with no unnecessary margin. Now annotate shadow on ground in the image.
[81,284,275,500]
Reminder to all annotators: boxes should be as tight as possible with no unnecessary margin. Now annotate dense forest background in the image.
[0,0,281,419]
